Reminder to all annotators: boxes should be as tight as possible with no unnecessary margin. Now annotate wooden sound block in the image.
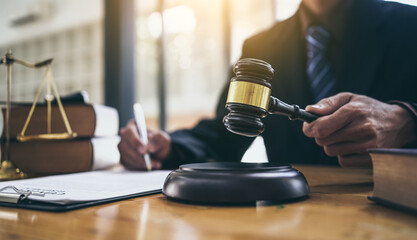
[163,162,309,204]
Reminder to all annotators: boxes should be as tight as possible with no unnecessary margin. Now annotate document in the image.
[0,169,171,205]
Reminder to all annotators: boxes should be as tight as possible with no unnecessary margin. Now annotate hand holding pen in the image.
[133,103,152,171]
[118,105,172,171]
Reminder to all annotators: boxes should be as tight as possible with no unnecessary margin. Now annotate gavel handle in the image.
[268,96,319,123]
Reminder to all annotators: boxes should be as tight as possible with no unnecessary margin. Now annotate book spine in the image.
[5,140,93,174]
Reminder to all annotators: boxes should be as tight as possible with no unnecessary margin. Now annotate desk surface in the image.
[0,165,416,240]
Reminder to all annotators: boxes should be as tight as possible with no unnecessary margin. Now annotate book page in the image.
[0,169,171,205]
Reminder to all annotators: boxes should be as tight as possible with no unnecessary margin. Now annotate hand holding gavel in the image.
[223,58,417,168]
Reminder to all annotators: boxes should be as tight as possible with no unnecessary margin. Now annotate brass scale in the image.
[0,50,77,180]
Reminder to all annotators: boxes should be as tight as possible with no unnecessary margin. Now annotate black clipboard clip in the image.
[0,186,45,204]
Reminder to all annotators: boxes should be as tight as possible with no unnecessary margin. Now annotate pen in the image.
[133,103,152,171]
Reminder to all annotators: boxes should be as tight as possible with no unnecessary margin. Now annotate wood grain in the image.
[0,165,416,240]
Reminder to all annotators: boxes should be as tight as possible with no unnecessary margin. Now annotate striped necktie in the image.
[306,26,335,103]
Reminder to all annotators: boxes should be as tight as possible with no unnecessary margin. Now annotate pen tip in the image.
[146,165,152,171]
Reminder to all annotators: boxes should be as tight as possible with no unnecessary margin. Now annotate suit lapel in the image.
[267,11,316,146]
[271,11,313,108]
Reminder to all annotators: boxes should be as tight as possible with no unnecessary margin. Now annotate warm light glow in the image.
[148,12,162,38]
[147,6,197,38]
[0,210,18,221]
[274,0,301,21]
[163,6,196,34]
[385,0,417,6]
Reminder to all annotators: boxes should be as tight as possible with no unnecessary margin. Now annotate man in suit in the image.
[118,0,417,170]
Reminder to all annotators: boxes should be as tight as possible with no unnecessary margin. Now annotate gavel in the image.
[223,58,319,137]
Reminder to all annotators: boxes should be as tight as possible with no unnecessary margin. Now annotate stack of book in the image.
[0,103,120,175]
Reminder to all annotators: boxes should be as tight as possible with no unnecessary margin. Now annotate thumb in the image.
[306,92,353,115]
[147,131,171,160]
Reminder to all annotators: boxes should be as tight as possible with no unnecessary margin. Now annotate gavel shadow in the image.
[310,182,374,194]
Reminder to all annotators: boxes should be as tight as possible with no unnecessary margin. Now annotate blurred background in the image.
[0,0,299,131]
[0,0,415,162]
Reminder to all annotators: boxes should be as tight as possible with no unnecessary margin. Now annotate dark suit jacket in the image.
[165,0,417,168]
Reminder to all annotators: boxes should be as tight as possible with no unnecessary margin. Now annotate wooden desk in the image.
[0,165,416,240]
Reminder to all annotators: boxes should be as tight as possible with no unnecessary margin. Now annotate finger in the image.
[118,140,146,170]
[337,154,372,168]
[323,139,375,157]
[303,109,352,139]
[315,121,377,147]
[148,132,167,153]
[306,92,353,115]
[148,131,171,160]
[120,123,147,155]
[303,99,368,139]
[119,149,145,170]
[151,160,162,170]
[118,137,141,159]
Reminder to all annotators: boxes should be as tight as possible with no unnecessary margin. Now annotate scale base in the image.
[0,160,27,181]
[163,162,309,204]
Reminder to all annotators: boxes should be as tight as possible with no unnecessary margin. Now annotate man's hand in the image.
[118,120,172,170]
[303,92,416,167]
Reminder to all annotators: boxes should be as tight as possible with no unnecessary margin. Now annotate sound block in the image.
[162,162,309,203]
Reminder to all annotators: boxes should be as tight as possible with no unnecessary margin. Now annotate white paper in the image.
[0,169,171,205]
[91,136,121,170]
[93,104,119,137]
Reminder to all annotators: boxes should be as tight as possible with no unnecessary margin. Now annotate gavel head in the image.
[223,58,274,137]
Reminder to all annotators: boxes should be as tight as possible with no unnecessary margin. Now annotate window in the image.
[135,0,299,131]
[0,0,104,104]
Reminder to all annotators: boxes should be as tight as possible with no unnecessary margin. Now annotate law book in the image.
[0,103,119,139]
[1,136,121,175]
[368,148,417,213]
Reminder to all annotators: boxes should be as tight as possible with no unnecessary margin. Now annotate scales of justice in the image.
[0,49,77,180]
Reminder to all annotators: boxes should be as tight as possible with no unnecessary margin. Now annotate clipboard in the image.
[0,170,172,212]
[0,186,162,212]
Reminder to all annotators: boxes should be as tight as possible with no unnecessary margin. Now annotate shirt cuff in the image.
[389,100,417,121]
[389,100,417,147]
